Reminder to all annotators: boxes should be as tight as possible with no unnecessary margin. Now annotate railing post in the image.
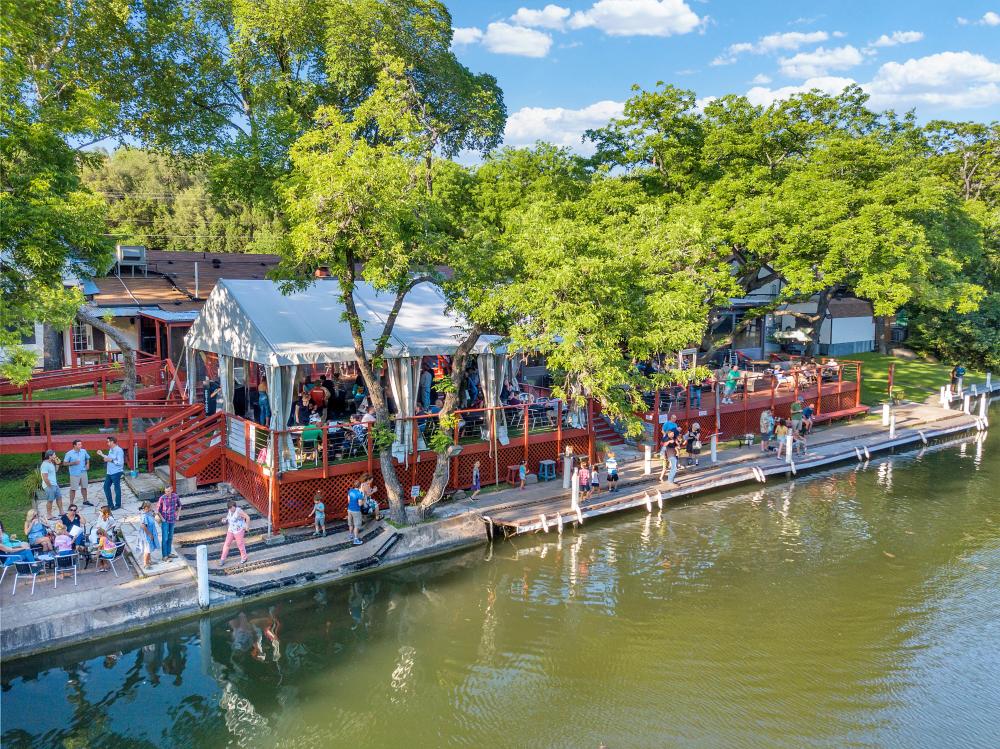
[268,435,279,536]
[367,427,374,475]
[169,437,177,492]
[523,403,529,465]
[322,426,328,478]
[244,418,251,469]
[817,371,823,416]
[741,374,749,437]
[44,412,52,450]
[855,363,861,408]
[770,374,776,413]
[555,400,563,471]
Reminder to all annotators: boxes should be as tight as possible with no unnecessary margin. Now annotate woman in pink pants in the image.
[219,500,250,568]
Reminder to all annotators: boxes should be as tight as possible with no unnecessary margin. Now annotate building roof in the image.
[88,250,283,315]
[828,297,873,319]
[185,279,501,366]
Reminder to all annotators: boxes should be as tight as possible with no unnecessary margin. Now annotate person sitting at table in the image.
[360,405,377,425]
[60,505,84,539]
[89,505,118,545]
[52,522,75,556]
[0,520,35,564]
[349,414,368,442]
[430,395,444,414]
[24,509,53,552]
[94,527,117,572]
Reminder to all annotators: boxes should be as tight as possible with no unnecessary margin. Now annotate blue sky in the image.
[447,1,1000,151]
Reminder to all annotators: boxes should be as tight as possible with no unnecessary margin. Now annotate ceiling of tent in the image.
[184,278,501,366]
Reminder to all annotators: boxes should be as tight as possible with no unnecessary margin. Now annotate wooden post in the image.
[269,435,279,533]
[169,437,177,492]
[653,389,661,454]
[769,375,776,412]
[244,418,251,469]
[367,427,374,475]
[741,374,749,437]
[816,371,823,416]
[855,362,861,408]
[555,399,563,472]
[523,403,529,465]
[887,362,895,399]
[587,398,595,462]
[411,415,418,492]
[322,426,328,478]
[44,412,52,450]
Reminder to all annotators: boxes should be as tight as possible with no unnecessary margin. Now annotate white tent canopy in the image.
[184,278,501,366]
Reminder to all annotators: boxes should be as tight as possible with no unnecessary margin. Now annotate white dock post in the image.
[881,403,890,427]
[855,447,863,461]
[785,434,793,464]
[889,412,896,440]
[562,451,573,489]
[939,386,947,407]
[972,384,978,396]
[710,434,718,464]
[556,513,563,534]
[863,446,871,460]
[644,492,652,512]
[571,468,579,510]
[963,394,971,415]
[540,514,549,533]
[979,394,988,419]
[196,544,210,609]
[987,372,992,389]
[919,431,927,445]
[655,490,663,510]
[575,507,583,525]
[643,444,652,475]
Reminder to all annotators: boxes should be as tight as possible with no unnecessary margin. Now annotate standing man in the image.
[950,363,966,397]
[97,436,125,510]
[419,365,432,410]
[40,450,63,519]
[156,486,182,560]
[203,375,220,416]
[347,480,365,546]
[63,439,92,506]
[790,396,804,435]
[659,430,680,488]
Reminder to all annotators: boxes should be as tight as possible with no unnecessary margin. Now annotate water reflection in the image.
[2,431,998,749]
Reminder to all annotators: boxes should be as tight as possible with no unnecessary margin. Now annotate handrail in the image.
[151,411,223,465]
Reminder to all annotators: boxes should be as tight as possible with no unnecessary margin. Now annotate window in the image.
[72,323,92,351]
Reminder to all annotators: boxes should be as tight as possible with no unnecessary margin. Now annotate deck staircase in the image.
[147,407,225,486]
[594,413,626,447]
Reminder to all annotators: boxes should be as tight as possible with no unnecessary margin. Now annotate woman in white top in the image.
[219,501,251,568]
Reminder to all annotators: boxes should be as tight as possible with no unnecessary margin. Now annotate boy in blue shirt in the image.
[347,482,365,545]
[310,492,326,536]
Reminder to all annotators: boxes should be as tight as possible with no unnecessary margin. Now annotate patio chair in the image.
[54,552,79,588]
[11,559,46,595]
[0,554,15,586]
[107,541,134,578]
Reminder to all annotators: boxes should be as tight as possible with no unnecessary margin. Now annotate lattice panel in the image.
[196,455,223,486]
[278,472,364,529]
[225,458,269,517]
[526,441,558,474]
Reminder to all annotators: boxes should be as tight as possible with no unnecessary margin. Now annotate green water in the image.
[3,426,999,749]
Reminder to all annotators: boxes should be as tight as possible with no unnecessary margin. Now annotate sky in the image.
[447,0,1000,153]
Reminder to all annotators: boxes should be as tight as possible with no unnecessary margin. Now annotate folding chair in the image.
[54,552,79,588]
[11,559,46,595]
[0,554,15,586]
[107,541,134,578]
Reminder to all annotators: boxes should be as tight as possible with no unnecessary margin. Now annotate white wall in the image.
[0,322,45,366]
[819,316,875,346]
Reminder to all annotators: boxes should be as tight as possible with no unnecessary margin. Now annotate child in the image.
[774,418,790,459]
[137,501,159,569]
[53,522,74,556]
[95,527,116,572]
[605,451,619,492]
[590,461,601,495]
[684,423,702,467]
[310,492,326,536]
[470,460,482,500]
[578,461,591,500]
[518,460,527,491]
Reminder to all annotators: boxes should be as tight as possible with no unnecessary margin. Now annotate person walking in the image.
[310,492,326,536]
[660,430,680,487]
[203,376,220,416]
[470,460,482,500]
[689,375,703,409]
[775,419,790,459]
[346,481,365,546]
[136,502,159,569]
[257,377,271,427]
[684,423,702,467]
[950,364,966,397]
[578,461,592,500]
[63,439,92,506]
[759,408,775,453]
[97,436,125,510]
[219,500,250,567]
[39,449,63,519]
[723,366,740,404]
[156,487,182,560]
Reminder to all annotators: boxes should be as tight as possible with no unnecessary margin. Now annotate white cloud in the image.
[751,73,772,84]
[511,5,572,30]
[504,100,625,150]
[865,51,1000,108]
[745,51,1000,111]
[745,76,856,106]
[568,0,702,37]
[779,45,864,78]
[958,11,1000,26]
[452,27,483,46]
[712,30,832,65]
[482,22,553,57]
[869,30,924,48]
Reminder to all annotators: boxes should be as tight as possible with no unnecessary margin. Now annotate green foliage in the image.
[428,430,452,454]
[371,423,396,453]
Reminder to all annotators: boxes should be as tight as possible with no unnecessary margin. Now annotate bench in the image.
[810,406,869,426]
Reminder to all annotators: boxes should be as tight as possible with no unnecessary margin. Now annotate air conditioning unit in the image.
[116,244,147,265]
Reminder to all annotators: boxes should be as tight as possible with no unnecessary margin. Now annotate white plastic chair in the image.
[54,551,79,588]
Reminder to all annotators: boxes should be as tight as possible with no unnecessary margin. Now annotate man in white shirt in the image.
[40,450,63,518]
[97,436,126,510]
[360,406,377,424]
[63,439,92,506]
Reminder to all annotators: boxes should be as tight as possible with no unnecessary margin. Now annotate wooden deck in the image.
[484,403,987,538]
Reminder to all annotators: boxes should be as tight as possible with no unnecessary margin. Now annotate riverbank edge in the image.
[1,411,986,662]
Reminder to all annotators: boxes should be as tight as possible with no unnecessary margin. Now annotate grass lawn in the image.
[0,382,123,402]
[852,352,988,406]
[0,453,39,534]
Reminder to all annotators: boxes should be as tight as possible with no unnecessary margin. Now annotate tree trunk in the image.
[875,315,892,355]
[418,326,483,519]
[76,307,137,399]
[807,288,833,358]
